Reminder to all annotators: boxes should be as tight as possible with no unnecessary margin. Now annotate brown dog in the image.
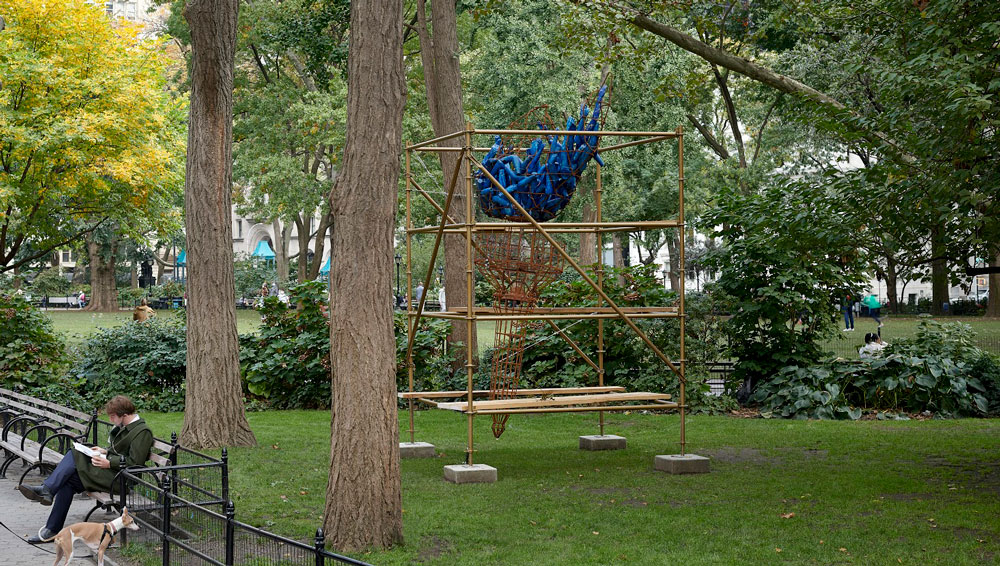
[50,507,139,566]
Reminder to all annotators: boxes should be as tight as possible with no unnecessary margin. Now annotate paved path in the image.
[0,460,114,566]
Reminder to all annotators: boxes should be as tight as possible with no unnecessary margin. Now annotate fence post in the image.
[170,432,179,466]
[92,410,99,445]
[119,471,129,546]
[314,528,325,566]
[161,474,171,566]
[225,501,235,566]
[221,448,229,502]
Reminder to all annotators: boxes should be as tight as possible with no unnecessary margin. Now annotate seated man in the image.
[133,298,155,322]
[18,395,153,543]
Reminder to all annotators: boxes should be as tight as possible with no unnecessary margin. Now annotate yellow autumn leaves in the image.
[0,0,184,235]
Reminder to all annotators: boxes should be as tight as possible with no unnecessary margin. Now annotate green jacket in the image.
[72,417,154,493]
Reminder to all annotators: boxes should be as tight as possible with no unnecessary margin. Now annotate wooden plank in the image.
[398,386,625,400]
[436,391,672,412]
[0,397,88,433]
[474,402,679,415]
[449,306,678,315]
[0,388,90,420]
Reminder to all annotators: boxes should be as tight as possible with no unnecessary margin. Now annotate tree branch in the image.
[625,10,918,165]
[686,113,729,160]
[751,94,781,166]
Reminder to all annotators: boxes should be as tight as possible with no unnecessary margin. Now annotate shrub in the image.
[751,321,993,419]
[241,281,331,409]
[240,280,458,409]
[0,292,68,389]
[394,313,459,397]
[495,264,734,413]
[69,316,187,412]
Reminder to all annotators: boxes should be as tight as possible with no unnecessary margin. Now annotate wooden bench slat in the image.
[436,391,673,412]
[398,386,626,399]
[0,388,92,421]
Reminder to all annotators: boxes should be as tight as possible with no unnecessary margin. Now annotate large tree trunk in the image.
[987,248,1000,318]
[179,0,256,449]
[885,254,900,314]
[416,0,476,364]
[324,0,404,551]
[665,231,680,291]
[273,219,290,285]
[612,233,625,286]
[580,200,597,266]
[930,227,948,315]
[85,236,118,312]
[308,212,333,281]
[295,214,312,284]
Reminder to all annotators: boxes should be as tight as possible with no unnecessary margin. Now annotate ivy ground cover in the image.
[142,410,1000,565]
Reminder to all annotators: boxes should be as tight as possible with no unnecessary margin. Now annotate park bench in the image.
[0,388,97,482]
[0,388,179,520]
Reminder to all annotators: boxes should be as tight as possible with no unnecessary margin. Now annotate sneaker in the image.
[17,484,53,505]
[878,322,884,328]
[27,526,57,544]
[843,328,850,332]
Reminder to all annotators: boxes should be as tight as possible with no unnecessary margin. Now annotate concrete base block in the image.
[654,454,711,474]
[579,435,627,451]
[443,464,497,484]
[399,442,436,459]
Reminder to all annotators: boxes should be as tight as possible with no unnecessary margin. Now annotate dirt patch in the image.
[416,535,453,563]
[727,408,761,418]
[880,492,937,501]
[702,447,780,466]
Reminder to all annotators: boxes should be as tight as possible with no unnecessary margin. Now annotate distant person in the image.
[415,283,425,303]
[438,286,446,311]
[863,294,884,327]
[859,332,888,358]
[132,298,155,322]
[841,293,855,332]
[78,290,86,309]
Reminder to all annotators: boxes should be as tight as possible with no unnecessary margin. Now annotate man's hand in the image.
[95,447,108,455]
[91,455,111,469]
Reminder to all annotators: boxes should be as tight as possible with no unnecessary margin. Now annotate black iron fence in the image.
[117,469,371,566]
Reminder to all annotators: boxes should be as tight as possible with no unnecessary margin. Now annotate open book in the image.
[73,442,99,458]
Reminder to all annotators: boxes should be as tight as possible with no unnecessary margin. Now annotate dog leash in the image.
[0,517,58,555]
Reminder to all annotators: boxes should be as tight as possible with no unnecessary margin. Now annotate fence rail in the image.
[118,469,372,566]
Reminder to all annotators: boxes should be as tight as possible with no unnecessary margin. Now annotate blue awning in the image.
[319,257,330,274]
[176,250,186,266]
[252,241,275,259]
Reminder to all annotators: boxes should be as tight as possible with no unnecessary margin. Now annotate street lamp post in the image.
[394,254,401,307]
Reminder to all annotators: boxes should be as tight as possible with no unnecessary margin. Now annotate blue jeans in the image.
[42,452,85,532]
[871,308,882,324]
[842,307,854,329]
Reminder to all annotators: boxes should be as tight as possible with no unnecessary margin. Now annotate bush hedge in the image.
[69,315,188,412]
[751,321,999,419]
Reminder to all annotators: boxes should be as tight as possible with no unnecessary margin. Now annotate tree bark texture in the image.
[416,0,476,362]
[987,248,1000,318]
[579,200,597,266]
[885,254,899,314]
[666,232,681,291]
[930,227,948,316]
[324,0,404,551]
[180,0,257,449]
[273,219,290,285]
[85,236,118,312]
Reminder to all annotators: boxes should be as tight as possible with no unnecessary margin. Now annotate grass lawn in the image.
[821,315,1000,358]
[142,410,1000,565]
[43,308,263,346]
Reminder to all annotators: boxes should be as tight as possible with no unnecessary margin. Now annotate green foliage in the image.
[69,317,187,412]
[234,253,277,300]
[0,292,68,389]
[702,180,869,395]
[394,313,459,398]
[503,264,731,412]
[240,280,458,408]
[751,321,996,419]
[241,281,331,409]
[29,267,71,297]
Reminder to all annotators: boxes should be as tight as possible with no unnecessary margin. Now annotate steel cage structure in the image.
[402,126,688,467]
